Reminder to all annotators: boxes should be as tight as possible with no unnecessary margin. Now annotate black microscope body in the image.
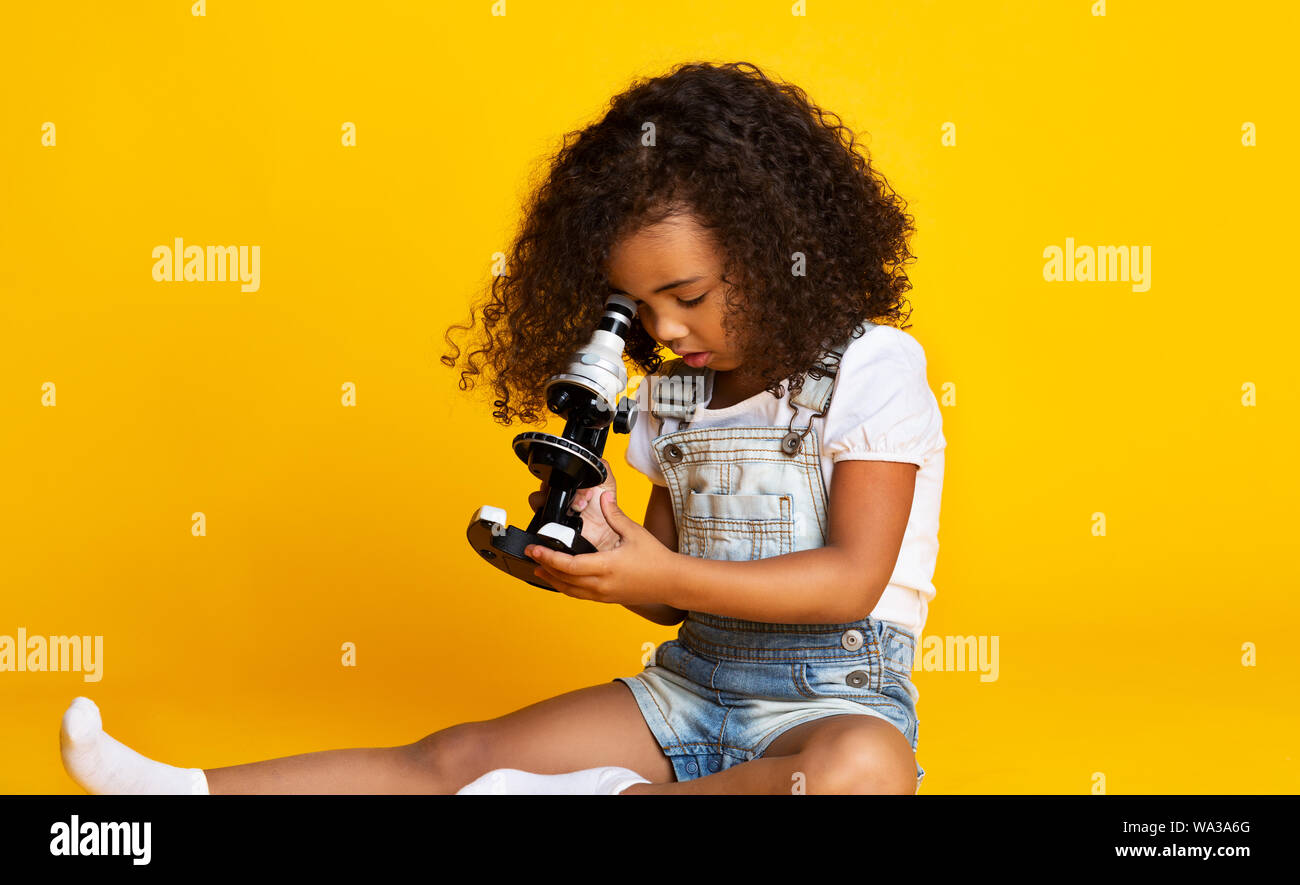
[466,294,639,592]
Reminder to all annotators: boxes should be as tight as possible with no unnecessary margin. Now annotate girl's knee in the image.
[406,722,493,785]
[797,725,916,795]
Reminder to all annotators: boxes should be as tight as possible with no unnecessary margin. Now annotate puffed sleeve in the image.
[823,326,945,468]
[624,385,668,486]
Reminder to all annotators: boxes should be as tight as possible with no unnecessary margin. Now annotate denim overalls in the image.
[613,323,926,792]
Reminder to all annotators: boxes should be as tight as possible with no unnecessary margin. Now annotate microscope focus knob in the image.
[613,396,637,435]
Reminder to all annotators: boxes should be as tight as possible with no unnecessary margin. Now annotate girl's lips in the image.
[682,351,712,367]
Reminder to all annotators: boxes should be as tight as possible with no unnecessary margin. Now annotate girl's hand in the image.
[526,489,679,607]
[528,458,621,553]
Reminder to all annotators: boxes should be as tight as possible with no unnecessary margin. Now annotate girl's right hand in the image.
[528,459,622,553]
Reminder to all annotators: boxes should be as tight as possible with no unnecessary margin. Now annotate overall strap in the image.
[781,322,871,455]
[646,359,709,437]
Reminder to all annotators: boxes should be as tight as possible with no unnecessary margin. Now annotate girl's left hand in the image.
[525,490,678,607]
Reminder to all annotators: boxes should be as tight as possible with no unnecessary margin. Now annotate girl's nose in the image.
[648,316,690,345]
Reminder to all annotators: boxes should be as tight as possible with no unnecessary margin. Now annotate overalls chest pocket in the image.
[679,489,795,561]
[653,425,826,564]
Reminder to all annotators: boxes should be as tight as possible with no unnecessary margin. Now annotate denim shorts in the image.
[614,614,925,792]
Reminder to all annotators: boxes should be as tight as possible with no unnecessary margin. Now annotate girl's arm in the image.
[621,485,688,626]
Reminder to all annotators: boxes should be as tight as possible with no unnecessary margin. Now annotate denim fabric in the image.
[614,420,925,792]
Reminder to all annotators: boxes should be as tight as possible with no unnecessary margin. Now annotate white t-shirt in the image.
[625,323,946,638]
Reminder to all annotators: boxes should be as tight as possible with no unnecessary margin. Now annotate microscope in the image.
[466,294,640,592]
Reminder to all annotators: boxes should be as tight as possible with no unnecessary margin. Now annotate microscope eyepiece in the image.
[597,294,637,337]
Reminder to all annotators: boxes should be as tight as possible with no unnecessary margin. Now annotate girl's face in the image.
[605,213,743,373]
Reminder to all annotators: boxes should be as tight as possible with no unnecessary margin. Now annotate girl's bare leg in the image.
[203,745,442,795]
[203,681,674,794]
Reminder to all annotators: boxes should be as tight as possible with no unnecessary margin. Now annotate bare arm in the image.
[621,484,688,626]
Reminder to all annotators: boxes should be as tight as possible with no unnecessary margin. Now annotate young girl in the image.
[58,61,944,796]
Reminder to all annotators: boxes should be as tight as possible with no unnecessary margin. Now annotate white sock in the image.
[456,765,650,795]
[60,697,209,795]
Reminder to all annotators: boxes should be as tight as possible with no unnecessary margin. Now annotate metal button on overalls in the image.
[841,629,864,651]
[846,670,870,688]
[664,443,684,463]
[685,760,698,774]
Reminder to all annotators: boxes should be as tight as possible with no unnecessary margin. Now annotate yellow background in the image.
[2,1,1295,793]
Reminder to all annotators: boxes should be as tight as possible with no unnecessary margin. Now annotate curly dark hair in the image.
[441,60,917,425]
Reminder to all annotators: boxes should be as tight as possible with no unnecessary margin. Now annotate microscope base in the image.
[467,506,597,593]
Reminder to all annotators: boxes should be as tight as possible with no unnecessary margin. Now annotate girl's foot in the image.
[455,765,650,795]
[60,697,209,795]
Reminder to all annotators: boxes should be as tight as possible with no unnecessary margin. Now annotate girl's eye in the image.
[625,291,709,312]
